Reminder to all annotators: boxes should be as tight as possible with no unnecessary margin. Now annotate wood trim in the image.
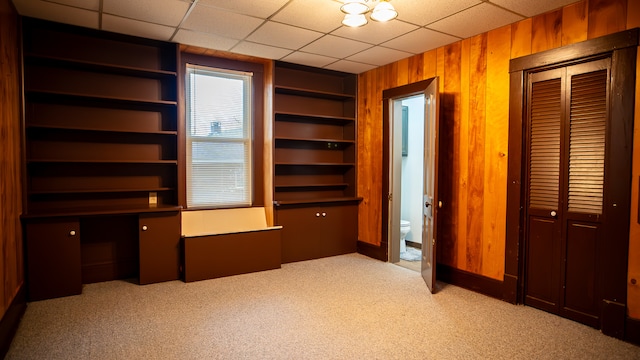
[0,284,25,359]
[625,316,640,346]
[505,70,525,304]
[510,28,639,72]
[357,240,387,261]
[436,263,504,300]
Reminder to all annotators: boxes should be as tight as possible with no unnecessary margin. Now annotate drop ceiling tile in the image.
[332,19,419,45]
[102,14,176,41]
[231,41,292,60]
[300,35,372,59]
[102,0,191,27]
[281,52,338,68]
[196,0,289,18]
[47,0,100,11]
[490,0,579,17]
[427,3,524,39]
[246,21,323,50]
[271,0,344,33]
[181,3,264,39]
[394,0,481,26]
[173,29,239,51]
[346,46,412,66]
[382,28,460,54]
[12,0,98,28]
[324,60,376,74]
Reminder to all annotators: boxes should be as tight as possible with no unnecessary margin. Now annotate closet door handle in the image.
[69,230,76,236]
[322,212,326,217]
[315,213,320,217]
[142,225,148,231]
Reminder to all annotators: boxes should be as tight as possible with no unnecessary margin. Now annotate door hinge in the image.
[388,193,393,201]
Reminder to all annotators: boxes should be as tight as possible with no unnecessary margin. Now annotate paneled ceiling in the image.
[11,0,578,73]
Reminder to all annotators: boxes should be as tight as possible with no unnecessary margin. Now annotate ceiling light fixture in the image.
[340,0,398,28]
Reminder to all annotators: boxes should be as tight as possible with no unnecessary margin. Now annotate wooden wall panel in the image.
[628,0,640,28]
[588,0,627,38]
[408,54,424,84]
[511,18,532,59]
[439,43,463,267]
[0,0,23,318]
[563,0,589,45]
[466,34,488,274]
[397,58,409,87]
[423,49,437,79]
[531,10,563,53]
[357,0,638,292]
[482,26,511,280]
[458,39,471,270]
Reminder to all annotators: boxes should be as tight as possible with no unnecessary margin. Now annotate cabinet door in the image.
[278,204,357,263]
[139,212,180,285]
[26,218,81,300]
[278,207,323,263]
[318,204,357,258]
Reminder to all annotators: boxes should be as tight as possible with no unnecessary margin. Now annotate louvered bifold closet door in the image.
[561,59,609,324]
[524,69,564,310]
[567,69,607,215]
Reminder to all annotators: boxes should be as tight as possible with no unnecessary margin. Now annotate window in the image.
[185,64,253,208]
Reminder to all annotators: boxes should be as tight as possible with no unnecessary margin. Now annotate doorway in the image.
[390,95,424,272]
[382,77,439,293]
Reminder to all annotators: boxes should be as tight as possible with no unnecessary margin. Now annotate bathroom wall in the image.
[400,96,425,245]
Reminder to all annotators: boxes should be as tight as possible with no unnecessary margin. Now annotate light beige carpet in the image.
[6,253,640,359]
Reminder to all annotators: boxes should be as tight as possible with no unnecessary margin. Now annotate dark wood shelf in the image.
[27,159,178,165]
[22,204,182,219]
[275,183,350,189]
[273,197,362,206]
[29,187,174,195]
[26,124,177,136]
[275,137,355,145]
[275,111,355,123]
[26,90,177,107]
[275,162,355,167]
[274,85,355,101]
[24,53,177,78]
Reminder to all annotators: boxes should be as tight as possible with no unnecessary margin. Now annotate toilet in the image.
[400,220,411,253]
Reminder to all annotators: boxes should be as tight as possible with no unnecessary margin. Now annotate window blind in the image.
[186,65,253,208]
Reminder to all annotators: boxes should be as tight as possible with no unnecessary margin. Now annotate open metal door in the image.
[421,77,439,293]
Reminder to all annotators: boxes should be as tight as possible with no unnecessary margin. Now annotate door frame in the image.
[505,28,638,339]
[381,78,438,267]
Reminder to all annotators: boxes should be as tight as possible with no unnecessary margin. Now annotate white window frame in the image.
[185,64,253,209]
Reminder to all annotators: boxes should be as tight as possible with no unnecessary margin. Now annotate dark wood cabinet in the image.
[273,62,360,262]
[21,19,182,300]
[25,218,82,301]
[139,212,181,285]
[277,203,358,263]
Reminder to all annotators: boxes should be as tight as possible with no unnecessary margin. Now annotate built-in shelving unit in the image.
[22,18,179,217]
[273,61,360,263]
[273,62,358,204]
[21,18,181,300]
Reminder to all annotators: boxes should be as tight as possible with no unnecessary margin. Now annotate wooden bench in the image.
[181,207,282,282]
